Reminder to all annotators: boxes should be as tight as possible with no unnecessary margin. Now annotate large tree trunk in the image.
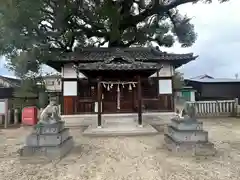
[108,39,125,47]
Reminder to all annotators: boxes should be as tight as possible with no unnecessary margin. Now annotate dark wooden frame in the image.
[157,76,175,112]
[97,77,102,127]
[61,75,175,115]
[137,75,142,126]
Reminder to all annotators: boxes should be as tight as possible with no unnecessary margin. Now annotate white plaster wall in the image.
[62,63,86,79]
[158,79,173,94]
[150,64,174,77]
[63,81,77,96]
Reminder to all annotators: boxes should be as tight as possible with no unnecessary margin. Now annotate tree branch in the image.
[122,37,137,47]
[120,0,197,31]
[122,26,138,47]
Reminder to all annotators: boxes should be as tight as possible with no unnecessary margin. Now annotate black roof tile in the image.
[46,47,197,71]
[64,47,196,62]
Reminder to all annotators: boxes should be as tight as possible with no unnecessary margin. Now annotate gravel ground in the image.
[1,118,240,180]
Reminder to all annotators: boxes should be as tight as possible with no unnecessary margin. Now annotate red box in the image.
[22,106,38,126]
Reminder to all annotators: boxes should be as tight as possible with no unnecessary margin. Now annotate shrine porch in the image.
[61,112,175,127]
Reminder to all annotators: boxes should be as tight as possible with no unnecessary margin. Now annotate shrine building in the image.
[46,47,197,126]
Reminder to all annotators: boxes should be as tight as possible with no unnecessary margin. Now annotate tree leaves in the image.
[173,71,185,89]
[168,9,197,47]
[0,0,230,76]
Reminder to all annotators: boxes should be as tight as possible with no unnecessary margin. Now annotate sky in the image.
[0,0,239,79]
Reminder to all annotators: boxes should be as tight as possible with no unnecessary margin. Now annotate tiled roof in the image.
[47,47,197,71]
[0,75,21,87]
[186,78,240,83]
[64,47,196,62]
[190,74,214,80]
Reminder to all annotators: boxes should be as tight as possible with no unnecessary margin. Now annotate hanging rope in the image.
[100,81,137,91]
[100,81,138,110]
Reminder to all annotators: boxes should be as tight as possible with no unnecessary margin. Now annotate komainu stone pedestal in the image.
[19,121,74,163]
[164,116,216,156]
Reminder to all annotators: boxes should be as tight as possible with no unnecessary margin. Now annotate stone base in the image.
[166,126,208,142]
[34,121,65,134]
[26,128,70,146]
[164,135,216,156]
[170,118,203,131]
[19,136,74,163]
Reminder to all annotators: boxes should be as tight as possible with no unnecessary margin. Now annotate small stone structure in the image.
[19,99,73,163]
[19,121,73,162]
[164,106,216,156]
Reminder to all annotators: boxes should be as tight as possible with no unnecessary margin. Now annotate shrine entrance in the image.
[101,81,137,113]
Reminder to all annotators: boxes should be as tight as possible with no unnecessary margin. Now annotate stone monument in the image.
[164,105,216,156]
[18,98,73,163]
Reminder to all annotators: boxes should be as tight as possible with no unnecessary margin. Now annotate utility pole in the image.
[235,73,238,79]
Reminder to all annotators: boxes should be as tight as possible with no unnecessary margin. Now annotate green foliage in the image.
[13,83,38,108]
[0,0,230,75]
[13,73,47,108]
[173,71,185,89]
[14,78,38,98]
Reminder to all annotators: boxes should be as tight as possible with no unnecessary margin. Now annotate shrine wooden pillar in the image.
[97,78,102,127]
[137,75,142,126]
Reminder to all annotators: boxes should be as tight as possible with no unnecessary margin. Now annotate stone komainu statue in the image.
[179,104,196,120]
[186,104,196,118]
[38,98,61,124]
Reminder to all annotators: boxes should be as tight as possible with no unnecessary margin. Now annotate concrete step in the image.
[82,123,158,137]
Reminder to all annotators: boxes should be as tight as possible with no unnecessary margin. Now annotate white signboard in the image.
[0,101,6,114]
[63,81,77,96]
[158,79,172,94]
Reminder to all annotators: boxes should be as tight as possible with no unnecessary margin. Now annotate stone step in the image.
[19,136,74,160]
[164,135,216,156]
[194,142,216,156]
[26,128,70,147]
[167,125,205,133]
[165,126,208,142]
[83,124,158,137]
[170,119,203,131]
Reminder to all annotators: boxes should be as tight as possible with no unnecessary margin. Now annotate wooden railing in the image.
[185,98,238,118]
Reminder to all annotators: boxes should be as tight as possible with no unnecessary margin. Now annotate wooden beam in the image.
[171,76,175,112]
[137,75,142,126]
[157,70,160,78]
[4,99,8,129]
[97,78,102,127]
[61,77,64,115]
